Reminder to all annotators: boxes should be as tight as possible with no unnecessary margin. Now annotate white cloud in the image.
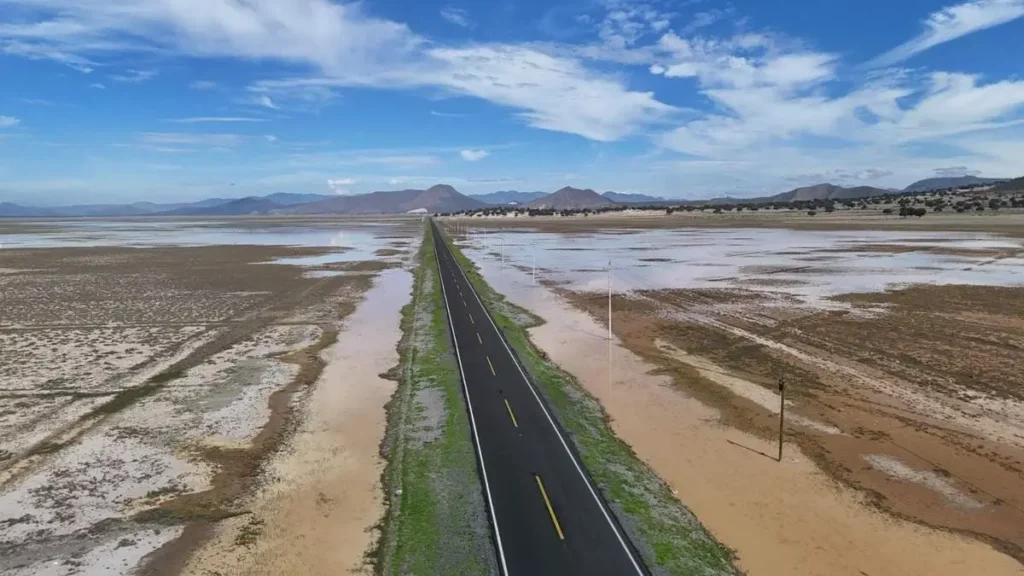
[166,117,265,123]
[440,7,473,28]
[1,0,669,142]
[264,134,278,142]
[327,177,357,194]
[0,116,20,128]
[255,95,278,110]
[189,80,217,90]
[460,149,489,161]
[110,68,158,83]
[89,82,106,89]
[870,0,1024,67]
[387,177,410,186]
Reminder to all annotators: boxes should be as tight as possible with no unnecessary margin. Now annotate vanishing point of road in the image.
[430,219,649,575]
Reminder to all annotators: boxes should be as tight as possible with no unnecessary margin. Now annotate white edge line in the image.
[433,230,511,576]
[438,224,645,576]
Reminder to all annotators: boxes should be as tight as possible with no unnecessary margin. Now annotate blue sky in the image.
[1,0,1023,204]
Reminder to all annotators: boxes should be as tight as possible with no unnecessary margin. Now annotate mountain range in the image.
[527,187,614,210]
[902,176,1003,192]
[0,175,1014,218]
[470,191,547,205]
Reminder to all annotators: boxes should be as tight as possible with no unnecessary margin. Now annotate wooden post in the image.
[778,376,786,462]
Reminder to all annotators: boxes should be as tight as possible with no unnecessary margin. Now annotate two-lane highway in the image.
[430,220,648,576]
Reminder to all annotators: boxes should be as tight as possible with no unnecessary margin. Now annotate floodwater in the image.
[0,218,412,265]
[185,266,413,574]
[461,227,1024,307]
[461,247,1023,576]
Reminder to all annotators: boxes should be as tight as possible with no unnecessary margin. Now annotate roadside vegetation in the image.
[377,224,498,575]
[438,227,738,575]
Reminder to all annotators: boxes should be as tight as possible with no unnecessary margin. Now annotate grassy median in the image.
[377,224,498,575]
[439,224,737,576]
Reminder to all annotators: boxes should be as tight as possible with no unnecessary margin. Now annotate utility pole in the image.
[607,259,612,343]
[778,376,786,462]
[607,259,613,395]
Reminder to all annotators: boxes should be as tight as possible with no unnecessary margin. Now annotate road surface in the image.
[430,220,648,576]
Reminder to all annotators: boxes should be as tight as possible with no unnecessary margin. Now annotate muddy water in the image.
[184,267,413,575]
[467,255,1023,576]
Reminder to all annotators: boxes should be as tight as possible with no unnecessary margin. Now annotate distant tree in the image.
[824,204,835,213]
[713,207,723,214]
[882,208,893,215]
[989,198,1001,210]
[665,207,675,215]
[807,210,817,216]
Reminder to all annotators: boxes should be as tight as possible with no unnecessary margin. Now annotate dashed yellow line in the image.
[534,475,565,541]
[487,356,496,376]
[504,398,518,428]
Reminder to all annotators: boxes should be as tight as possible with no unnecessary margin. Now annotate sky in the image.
[1,0,1023,205]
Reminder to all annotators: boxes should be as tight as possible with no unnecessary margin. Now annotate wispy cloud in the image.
[430,110,470,118]
[460,149,490,161]
[189,80,217,91]
[0,116,20,128]
[110,68,158,83]
[870,0,1024,67]
[440,7,474,29]
[139,133,247,147]
[165,117,266,124]
[327,177,357,194]
[89,82,106,89]
[18,98,57,106]
[1,0,669,142]
[255,95,278,110]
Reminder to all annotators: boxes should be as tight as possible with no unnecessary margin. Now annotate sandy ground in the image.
[183,267,413,575]
[466,245,1024,575]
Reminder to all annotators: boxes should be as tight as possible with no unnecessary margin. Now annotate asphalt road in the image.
[430,220,648,576]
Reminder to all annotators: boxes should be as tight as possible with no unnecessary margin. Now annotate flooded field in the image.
[0,217,420,575]
[452,220,1024,575]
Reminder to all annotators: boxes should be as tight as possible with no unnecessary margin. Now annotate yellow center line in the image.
[477,332,482,344]
[486,356,496,376]
[504,398,519,428]
[534,475,565,541]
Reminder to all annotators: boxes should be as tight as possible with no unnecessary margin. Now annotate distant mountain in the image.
[161,197,282,216]
[263,192,333,205]
[903,176,1002,192]
[528,187,615,210]
[471,191,547,205]
[601,191,664,203]
[0,202,50,217]
[0,193,331,218]
[992,177,1024,192]
[288,184,486,215]
[773,183,890,202]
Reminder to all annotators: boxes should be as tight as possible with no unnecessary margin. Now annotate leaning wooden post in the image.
[778,376,786,462]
